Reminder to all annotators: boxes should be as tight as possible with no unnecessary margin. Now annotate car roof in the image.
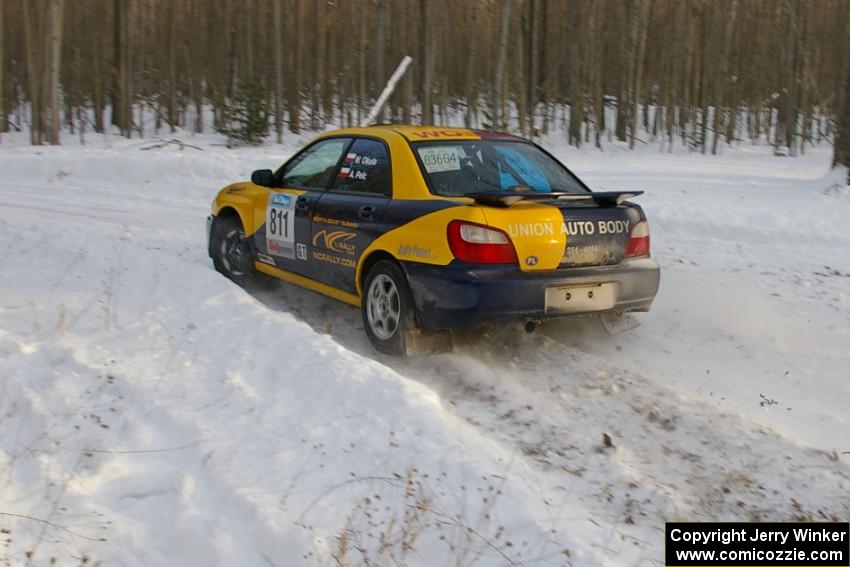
[316,125,528,143]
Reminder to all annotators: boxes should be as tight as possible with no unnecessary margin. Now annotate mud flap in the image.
[599,312,640,335]
[404,329,453,355]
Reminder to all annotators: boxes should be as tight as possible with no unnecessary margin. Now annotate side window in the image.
[329,138,390,195]
[280,138,352,189]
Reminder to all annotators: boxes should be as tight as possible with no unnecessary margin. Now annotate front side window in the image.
[413,140,587,197]
[330,138,391,195]
[280,137,352,189]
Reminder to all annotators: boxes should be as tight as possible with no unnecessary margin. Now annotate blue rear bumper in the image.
[402,257,660,329]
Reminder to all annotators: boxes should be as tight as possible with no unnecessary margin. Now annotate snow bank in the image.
[0,141,590,565]
[2,133,849,566]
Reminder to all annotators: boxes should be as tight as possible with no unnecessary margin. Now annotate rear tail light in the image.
[625,220,651,258]
[447,220,518,264]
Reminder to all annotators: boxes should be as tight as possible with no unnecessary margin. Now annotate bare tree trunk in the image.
[167,0,178,131]
[93,2,105,133]
[325,0,337,123]
[111,0,131,136]
[22,0,42,144]
[833,30,850,185]
[540,0,556,135]
[464,1,480,128]
[515,6,526,135]
[711,0,737,154]
[492,0,512,129]
[111,0,120,129]
[699,3,710,154]
[615,2,631,142]
[664,0,681,151]
[274,0,283,142]
[374,0,386,123]
[190,0,204,133]
[357,5,366,125]
[290,0,304,133]
[527,0,540,135]
[568,0,583,146]
[786,0,799,156]
[123,0,132,136]
[46,0,65,145]
[629,0,651,149]
[420,0,434,124]
[0,0,4,141]
[311,0,327,130]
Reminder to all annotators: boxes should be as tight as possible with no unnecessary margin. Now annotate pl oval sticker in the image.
[525,255,539,267]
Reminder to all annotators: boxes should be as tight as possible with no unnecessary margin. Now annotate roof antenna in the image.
[360,56,413,128]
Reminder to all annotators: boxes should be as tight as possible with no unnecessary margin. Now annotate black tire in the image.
[210,215,253,286]
[362,260,416,355]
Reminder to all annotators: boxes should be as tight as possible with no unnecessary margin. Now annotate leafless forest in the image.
[2,0,850,162]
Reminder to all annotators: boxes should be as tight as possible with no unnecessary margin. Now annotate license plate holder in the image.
[545,283,618,314]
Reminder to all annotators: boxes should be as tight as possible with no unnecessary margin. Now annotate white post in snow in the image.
[360,55,413,128]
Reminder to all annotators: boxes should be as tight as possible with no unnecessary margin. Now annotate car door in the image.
[309,137,392,294]
[253,137,353,275]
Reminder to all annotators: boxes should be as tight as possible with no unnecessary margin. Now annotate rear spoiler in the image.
[466,190,644,208]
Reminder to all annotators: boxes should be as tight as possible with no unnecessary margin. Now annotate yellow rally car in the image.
[207,126,660,354]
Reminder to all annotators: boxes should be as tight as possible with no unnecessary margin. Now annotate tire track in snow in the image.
[250,280,850,554]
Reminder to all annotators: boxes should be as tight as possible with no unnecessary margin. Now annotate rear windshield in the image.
[412,140,588,197]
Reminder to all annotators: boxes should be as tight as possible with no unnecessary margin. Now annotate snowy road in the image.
[1,135,849,566]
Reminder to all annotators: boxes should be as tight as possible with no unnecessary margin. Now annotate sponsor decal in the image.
[507,220,630,238]
[562,221,595,236]
[312,250,356,268]
[525,255,539,266]
[398,244,434,259]
[271,193,292,207]
[409,129,471,139]
[596,220,630,235]
[312,215,359,229]
[296,243,307,260]
[257,253,276,265]
[225,186,246,194]
[507,222,557,237]
[267,239,294,258]
[338,152,376,181]
[312,229,357,255]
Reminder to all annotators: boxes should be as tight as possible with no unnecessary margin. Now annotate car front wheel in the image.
[211,215,253,286]
[362,260,416,355]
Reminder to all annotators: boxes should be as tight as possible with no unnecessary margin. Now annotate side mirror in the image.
[251,169,274,187]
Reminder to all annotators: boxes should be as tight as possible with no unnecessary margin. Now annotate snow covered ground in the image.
[1,129,849,566]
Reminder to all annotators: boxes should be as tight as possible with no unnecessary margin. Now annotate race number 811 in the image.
[269,208,289,238]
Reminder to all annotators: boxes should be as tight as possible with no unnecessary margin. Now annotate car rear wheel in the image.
[362,261,415,355]
[211,215,253,285]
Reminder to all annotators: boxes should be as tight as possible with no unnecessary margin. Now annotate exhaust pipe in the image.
[524,320,537,334]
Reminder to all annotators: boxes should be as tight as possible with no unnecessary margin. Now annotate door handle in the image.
[358,205,375,220]
[295,196,309,211]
